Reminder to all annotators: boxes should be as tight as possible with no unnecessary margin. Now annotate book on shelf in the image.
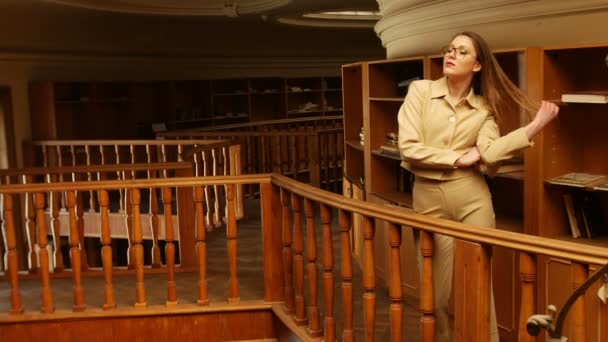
[561,91,608,104]
[548,172,608,188]
[567,192,606,239]
[593,181,608,191]
[380,144,399,154]
[562,193,581,238]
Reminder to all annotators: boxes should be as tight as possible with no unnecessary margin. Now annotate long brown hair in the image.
[454,31,538,128]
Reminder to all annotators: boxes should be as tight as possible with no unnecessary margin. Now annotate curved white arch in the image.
[375,0,608,58]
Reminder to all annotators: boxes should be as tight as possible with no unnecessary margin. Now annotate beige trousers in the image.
[413,174,498,342]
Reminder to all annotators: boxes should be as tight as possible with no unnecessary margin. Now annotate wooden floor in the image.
[0,198,420,341]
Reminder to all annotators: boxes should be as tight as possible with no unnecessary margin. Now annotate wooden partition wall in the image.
[1,174,607,341]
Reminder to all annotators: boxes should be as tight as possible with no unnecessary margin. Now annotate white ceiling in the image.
[35,0,379,19]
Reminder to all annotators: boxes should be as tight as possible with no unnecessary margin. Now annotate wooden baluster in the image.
[76,187,88,271]
[292,193,308,326]
[49,174,64,272]
[130,189,147,308]
[34,192,54,313]
[388,222,404,342]
[362,215,376,341]
[420,231,435,342]
[331,133,339,193]
[571,262,589,341]
[518,252,536,342]
[125,171,135,270]
[161,144,168,163]
[281,188,295,314]
[227,184,240,303]
[212,149,221,227]
[244,136,252,197]
[115,144,125,213]
[321,204,335,341]
[85,145,95,211]
[66,191,86,311]
[289,135,298,181]
[149,173,161,268]
[98,190,116,310]
[2,194,24,314]
[24,176,38,273]
[305,198,322,337]
[194,186,209,305]
[261,136,268,173]
[178,144,184,162]
[162,187,178,305]
[201,150,212,229]
[339,210,354,342]
[274,136,282,173]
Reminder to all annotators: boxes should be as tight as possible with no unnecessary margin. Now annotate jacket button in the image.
[449,116,455,122]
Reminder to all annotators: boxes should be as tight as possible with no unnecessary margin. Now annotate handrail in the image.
[26,139,227,146]
[270,174,608,265]
[0,162,192,177]
[159,115,343,135]
[2,173,607,265]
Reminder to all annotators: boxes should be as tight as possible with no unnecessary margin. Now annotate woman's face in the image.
[442,35,481,78]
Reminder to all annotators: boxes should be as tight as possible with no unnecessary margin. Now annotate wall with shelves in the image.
[29,76,342,139]
[342,43,608,341]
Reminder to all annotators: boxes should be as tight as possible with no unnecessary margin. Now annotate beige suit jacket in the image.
[397,77,532,180]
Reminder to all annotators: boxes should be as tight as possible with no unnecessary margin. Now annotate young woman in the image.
[397,31,559,341]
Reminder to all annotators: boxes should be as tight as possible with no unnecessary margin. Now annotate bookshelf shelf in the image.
[371,149,401,161]
[345,140,364,151]
[369,191,413,208]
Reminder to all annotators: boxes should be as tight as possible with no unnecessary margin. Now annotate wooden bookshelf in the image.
[338,45,608,341]
[29,76,342,139]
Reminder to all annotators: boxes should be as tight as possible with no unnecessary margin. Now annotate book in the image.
[572,192,605,239]
[593,181,608,191]
[548,172,608,188]
[561,91,608,104]
[562,193,581,238]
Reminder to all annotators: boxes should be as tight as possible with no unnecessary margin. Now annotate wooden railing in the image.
[1,174,607,342]
[0,162,197,273]
[22,139,243,228]
[158,129,344,195]
[159,115,343,134]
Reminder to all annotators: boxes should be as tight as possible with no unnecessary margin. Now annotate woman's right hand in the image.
[525,100,560,139]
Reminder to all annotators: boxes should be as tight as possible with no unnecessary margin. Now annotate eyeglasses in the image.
[441,45,475,59]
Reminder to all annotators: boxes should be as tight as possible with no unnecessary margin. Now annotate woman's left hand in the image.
[454,147,480,167]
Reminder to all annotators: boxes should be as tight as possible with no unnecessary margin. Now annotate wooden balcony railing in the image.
[0,174,606,341]
[158,129,344,195]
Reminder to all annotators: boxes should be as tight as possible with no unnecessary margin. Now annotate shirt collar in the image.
[431,76,482,109]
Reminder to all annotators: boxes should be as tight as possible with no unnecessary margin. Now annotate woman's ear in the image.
[473,61,482,73]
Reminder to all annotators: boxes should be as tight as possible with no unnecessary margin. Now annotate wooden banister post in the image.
[570,262,588,342]
[308,133,321,188]
[518,252,536,342]
[321,203,335,342]
[130,189,147,308]
[453,240,491,342]
[420,231,435,342]
[388,222,404,342]
[362,215,376,341]
[305,198,322,337]
[2,194,24,314]
[339,209,354,342]
[281,188,295,314]
[162,187,178,306]
[260,182,284,302]
[34,192,54,313]
[291,192,308,326]
[176,166,196,269]
[67,191,85,311]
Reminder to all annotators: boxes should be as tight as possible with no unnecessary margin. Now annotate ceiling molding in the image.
[374,0,608,57]
[44,0,291,16]
[277,16,377,28]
